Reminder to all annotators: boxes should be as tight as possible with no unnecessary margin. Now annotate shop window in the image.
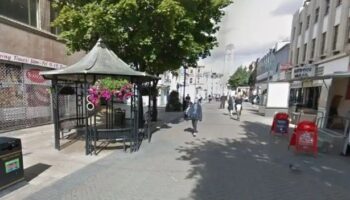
[346,79,350,100]
[347,17,350,43]
[0,0,38,27]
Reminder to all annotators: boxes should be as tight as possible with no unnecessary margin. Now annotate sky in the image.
[198,0,304,76]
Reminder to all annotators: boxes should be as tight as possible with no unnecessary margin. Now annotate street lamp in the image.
[182,66,187,111]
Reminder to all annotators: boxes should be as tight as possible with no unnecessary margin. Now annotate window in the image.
[333,25,339,50]
[348,17,350,43]
[325,0,330,16]
[306,16,310,29]
[0,0,37,27]
[189,78,193,84]
[296,48,300,64]
[337,0,342,7]
[311,39,316,59]
[321,32,327,55]
[315,8,319,23]
[303,44,307,62]
[299,22,303,35]
[292,27,296,40]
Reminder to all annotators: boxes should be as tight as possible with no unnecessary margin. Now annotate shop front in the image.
[288,65,323,123]
[0,51,65,132]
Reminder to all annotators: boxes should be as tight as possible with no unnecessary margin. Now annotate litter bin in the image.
[270,112,289,135]
[0,137,24,190]
[288,121,318,156]
[114,109,126,127]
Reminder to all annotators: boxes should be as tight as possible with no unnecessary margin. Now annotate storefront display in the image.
[0,63,52,132]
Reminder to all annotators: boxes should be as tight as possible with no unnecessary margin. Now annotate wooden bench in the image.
[90,127,133,155]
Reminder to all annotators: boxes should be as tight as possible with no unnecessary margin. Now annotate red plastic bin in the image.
[270,112,289,135]
[289,121,318,156]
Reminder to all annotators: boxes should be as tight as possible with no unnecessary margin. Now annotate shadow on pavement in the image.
[184,128,194,134]
[176,121,350,200]
[0,163,51,198]
[24,163,51,182]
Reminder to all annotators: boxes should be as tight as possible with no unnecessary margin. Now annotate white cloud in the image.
[199,0,303,75]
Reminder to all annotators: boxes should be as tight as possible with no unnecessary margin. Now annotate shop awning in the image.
[289,71,350,82]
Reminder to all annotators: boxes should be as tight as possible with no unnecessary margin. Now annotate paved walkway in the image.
[8,103,350,199]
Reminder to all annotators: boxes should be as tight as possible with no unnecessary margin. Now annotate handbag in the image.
[184,106,191,120]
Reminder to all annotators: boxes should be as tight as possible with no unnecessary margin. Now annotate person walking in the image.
[187,98,202,137]
[219,95,226,109]
[235,89,243,115]
[227,96,234,117]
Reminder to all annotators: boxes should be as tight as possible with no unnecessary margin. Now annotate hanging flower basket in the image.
[87,77,133,108]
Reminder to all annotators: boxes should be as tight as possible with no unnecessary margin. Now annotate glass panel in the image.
[0,0,37,27]
[29,0,37,27]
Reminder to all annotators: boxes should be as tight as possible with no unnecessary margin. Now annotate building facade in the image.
[256,42,291,116]
[0,0,83,132]
[177,66,207,101]
[289,0,350,120]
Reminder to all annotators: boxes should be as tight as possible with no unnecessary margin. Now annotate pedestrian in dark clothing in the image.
[185,94,191,103]
[228,96,234,116]
[187,98,202,137]
[219,95,226,109]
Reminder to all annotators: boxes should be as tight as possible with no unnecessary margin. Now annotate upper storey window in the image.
[337,0,342,7]
[315,8,319,23]
[325,0,330,16]
[0,0,38,27]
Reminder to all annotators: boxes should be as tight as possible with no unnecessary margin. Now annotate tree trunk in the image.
[151,79,159,122]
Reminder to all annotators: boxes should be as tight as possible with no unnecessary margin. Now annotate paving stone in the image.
[7,103,350,200]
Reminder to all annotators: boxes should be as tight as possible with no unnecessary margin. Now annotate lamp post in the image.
[182,66,187,111]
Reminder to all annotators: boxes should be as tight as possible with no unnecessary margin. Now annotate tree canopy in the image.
[52,0,232,75]
[228,66,250,89]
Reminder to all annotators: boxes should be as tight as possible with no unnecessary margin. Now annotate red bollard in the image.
[289,121,318,156]
[270,112,289,135]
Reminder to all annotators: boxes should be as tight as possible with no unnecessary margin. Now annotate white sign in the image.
[292,65,315,79]
[266,82,290,108]
[0,51,65,69]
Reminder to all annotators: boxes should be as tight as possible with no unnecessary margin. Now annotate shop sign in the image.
[26,69,45,83]
[24,67,51,86]
[292,65,315,79]
[279,63,292,71]
[0,51,65,69]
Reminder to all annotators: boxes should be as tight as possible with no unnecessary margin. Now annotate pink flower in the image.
[101,89,111,101]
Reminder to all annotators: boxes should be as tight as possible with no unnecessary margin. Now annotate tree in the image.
[52,0,232,121]
[248,66,257,87]
[228,66,250,89]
